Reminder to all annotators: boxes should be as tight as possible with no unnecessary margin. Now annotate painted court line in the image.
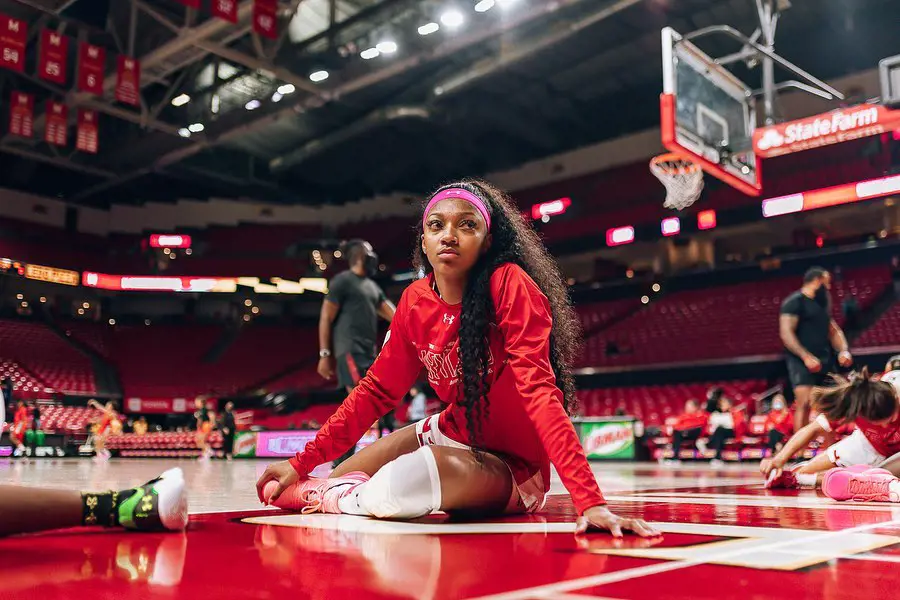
[467,519,900,600]
[603,493,900,512]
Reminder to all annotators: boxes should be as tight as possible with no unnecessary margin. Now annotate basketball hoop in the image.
[650,153,705,211]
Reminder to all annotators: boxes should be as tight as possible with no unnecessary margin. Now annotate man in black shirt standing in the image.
[779,267,853,433]
[221,401,236,461]
[317,240,395,466]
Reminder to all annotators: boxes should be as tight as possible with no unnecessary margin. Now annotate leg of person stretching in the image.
[272,425,514,516]
[0,468,188,537]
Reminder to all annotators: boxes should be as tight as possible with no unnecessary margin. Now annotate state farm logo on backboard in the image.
[753,104,900,158]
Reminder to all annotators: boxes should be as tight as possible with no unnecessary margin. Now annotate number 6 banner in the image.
[78,42,106,95]
[39,29,69,85]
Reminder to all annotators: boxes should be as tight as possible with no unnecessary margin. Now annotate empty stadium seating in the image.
[106,431,223,457]
[575,380,766,427]
[64,321,318,398]
[580,267,891,367]
[40,405,105,433]
[0,320,96,395]
[852,301,900,348]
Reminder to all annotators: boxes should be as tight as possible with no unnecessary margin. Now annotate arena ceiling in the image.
[0,0,898,208]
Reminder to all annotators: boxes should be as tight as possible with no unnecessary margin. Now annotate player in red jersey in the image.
[9,400,29,456]
[762,367,900,490]
[256,179,659,538]
[88,399,118,462]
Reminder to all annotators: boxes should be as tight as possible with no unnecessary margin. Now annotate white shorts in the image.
[414,414,546,514]
[827,429,887,468]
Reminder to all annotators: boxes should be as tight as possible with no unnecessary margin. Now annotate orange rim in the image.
[650,152,701,175]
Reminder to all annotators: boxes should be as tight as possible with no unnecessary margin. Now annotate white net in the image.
[650,153,705,211]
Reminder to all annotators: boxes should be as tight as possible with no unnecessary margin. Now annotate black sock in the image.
[81,488,138,527]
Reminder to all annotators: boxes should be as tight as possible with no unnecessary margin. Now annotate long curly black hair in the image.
[412,179,582,453]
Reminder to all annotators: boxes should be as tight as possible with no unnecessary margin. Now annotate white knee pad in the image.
[357,446,442,519]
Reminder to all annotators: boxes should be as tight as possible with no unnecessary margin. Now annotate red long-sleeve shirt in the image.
[764,410,793,437]
[673,412,708,432]
[290,263,606,514]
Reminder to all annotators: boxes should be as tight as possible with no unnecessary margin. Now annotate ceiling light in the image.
[418,22,439,35]
[108,319,116,325]
[309,70,329,82]
[440,9,464,28]
[360,47,380,60]
[271,91,283,102]
[211,94,220,114]
[188,123,204,133]
[171,93,190,107]
[474,0,495,11]
[178,128,191,138]
[277,83,295,95]
[376,41,398,54]
[245,99,261,111]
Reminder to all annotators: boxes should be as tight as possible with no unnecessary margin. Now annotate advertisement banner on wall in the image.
[234,431,258,458]
[579,420,635,460]
[249,430,380,458]
[125,397,197,414]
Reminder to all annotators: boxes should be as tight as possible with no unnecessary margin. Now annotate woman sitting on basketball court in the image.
[762,367,900,494]
[255,179,659,538]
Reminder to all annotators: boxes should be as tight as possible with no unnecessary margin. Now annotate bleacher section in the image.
[576,380,765,427]
[63,322,319,399]
[581,267,892,367]
[0,319,96,395]
[106,431,223,458]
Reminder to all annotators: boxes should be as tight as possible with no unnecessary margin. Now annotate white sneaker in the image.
[710,459,725,468]
[696,439,708,454]
[118,468,189,532]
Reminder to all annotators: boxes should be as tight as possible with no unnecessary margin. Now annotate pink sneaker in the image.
[822,468,900,502]
[765,469,799,489]
[265,471,370,514]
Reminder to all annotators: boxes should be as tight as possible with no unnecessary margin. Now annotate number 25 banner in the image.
[39,29,69,85]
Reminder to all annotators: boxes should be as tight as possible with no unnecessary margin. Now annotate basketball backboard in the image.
[881,54,900,109]
[660,27,762,197]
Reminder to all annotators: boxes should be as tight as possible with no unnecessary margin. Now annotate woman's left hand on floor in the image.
[576,506,661,538]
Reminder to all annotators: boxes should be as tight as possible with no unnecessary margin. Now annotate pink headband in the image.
[423,188,491,231]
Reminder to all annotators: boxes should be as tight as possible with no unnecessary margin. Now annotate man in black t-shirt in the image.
[317,240,395,466]
[779,267,853,432]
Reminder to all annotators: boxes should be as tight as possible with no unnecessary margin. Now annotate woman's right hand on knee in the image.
[256,460,301,504]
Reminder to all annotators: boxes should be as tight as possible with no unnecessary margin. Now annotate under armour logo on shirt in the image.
[443,314,455,325]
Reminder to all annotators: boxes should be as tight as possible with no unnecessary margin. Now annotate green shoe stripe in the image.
[118,486,147,530]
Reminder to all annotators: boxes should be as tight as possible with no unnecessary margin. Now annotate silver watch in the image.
[319,349,332,358]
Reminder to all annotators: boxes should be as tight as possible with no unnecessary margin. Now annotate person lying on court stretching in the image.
[255,179,660,538]
[762,367,900,497]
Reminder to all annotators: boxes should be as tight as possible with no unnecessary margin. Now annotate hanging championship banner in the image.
[176,0,201,8]
[212,0,238,23]
[38,29,69,85]
[253,0,278,40]
[115,55,140,106]
[77,43,105,95]
[76,109,98,154]
[9,92,33,138]
[45,101,68,147]
[0,14,26,73]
